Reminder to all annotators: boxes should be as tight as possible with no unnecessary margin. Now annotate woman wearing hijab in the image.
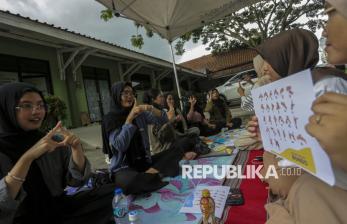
[204,88,242,133]
[243,28,321,200]
[248,27,347,199]
[143,88,165,110]
[247,28,321,205]
[306,0,347,174]
[164,93,188,132]
[185,93,216,136]
[264,2,347,223]
[101,82,196,195]
[0,83,114,224]
[164,93,200,136]
[143,89,168,155]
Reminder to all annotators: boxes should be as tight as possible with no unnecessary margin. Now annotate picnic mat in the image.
[224,149,268,224]
[128,155,237,224]
[127,129,249,224]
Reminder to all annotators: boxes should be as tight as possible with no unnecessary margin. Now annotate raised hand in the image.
[126,99,150,123]
[56,122,82,149]
[24,122,65,161]
[237,82,245,96]
[189,96,197,106]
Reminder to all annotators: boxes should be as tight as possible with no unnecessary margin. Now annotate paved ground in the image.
[71,124,107,170]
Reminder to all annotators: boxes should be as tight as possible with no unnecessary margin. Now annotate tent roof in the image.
[96,0,262,41]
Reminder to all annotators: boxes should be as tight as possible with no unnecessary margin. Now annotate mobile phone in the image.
[225,188,244,206]
[254,156,263,162]
[52,134,64,143]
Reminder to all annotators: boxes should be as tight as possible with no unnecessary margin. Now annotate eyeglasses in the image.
[121,91,136,97]
[16,103,47,112]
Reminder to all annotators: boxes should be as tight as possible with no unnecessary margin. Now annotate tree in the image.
[100,0,324,55]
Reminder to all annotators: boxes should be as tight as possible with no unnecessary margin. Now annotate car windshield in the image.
[225,70,256,85]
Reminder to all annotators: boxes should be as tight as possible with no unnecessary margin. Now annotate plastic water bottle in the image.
[113,188,129,224]
[128,210,142,224]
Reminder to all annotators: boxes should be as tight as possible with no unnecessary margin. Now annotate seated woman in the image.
[250,28,321,199]
[101,82,197,195]
[204,88,242,134]
[266,2,347,223]
[164,93,200,136]
[184,93,215,137]
[143,88,165,110]
[143,89,172,155]
[0,83,113,224]
[248,28,347,200]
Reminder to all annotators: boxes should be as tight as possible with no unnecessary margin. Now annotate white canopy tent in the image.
[96,0,262,109]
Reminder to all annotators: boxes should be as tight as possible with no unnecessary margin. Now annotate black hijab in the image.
[101,82,133,157]
[256,28,319,77]
[211,89,226,117]
[0,82,46,161]
[0,82,59,222]
[143,88,163,110]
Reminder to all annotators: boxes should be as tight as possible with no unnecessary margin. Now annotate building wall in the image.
[0,36,73,127]
[0,37,127,128]
[83,55,121,85]
[0,36,195,127]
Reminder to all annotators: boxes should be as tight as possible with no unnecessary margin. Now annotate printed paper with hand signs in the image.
[251,69,335,185]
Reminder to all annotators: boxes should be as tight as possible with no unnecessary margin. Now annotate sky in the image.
[0,0,210,63]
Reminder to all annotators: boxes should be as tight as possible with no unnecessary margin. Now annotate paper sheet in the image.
[179,185,230,218]
[251,69,335,185]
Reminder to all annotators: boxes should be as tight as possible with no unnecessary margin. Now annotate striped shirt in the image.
[240,95,254,112]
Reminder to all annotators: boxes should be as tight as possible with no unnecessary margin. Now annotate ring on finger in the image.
[315,114,322,125]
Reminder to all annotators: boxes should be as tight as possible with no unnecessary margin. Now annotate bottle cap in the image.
[114,188,123,195]
[202,189,210,197]
[128,210,138,222]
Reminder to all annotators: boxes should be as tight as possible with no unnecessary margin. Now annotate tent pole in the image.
[169,42,183,111]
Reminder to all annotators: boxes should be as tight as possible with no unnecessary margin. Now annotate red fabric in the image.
[226,150,268,224]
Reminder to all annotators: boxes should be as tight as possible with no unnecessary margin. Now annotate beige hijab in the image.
[327,0,347,19]
[256,28,319,77]
[253,55,264,77]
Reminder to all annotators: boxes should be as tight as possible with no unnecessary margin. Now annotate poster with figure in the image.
[251,69,335,186]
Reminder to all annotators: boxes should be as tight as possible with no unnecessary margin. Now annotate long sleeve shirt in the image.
[108,111,168,172]
[204,101,232,124]
[240,95,255,112]
[0,149,91,224]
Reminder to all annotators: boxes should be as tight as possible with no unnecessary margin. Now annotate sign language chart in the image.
[251,70,335,185]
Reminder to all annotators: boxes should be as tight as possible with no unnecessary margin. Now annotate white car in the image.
[216,69,257,106]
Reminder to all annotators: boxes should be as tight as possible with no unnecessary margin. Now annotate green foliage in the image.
[131,34,144,49]
[181,0,324,54]
[100,0,324,55]
[40,95,67,132]
[100,9,113,21]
